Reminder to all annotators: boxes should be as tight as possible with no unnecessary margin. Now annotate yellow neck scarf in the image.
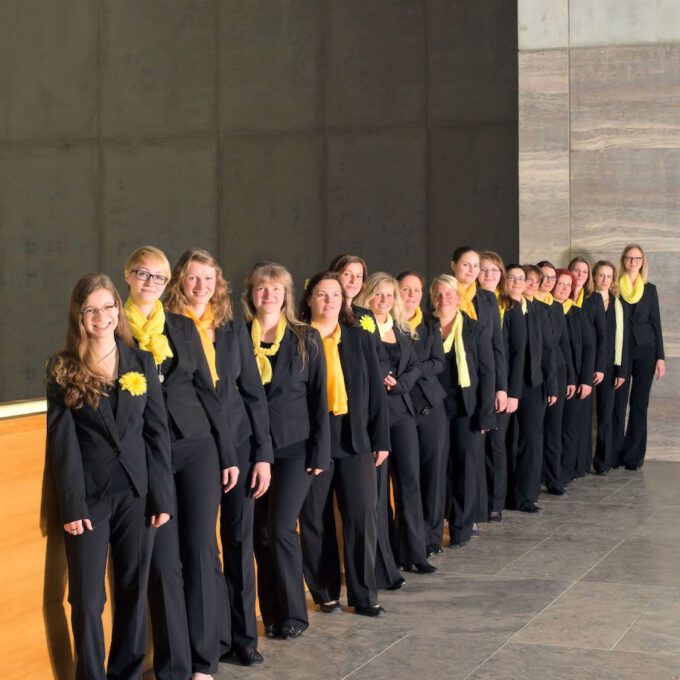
[534,291,554,306]
[440,313,471,388]
[619,275,644,304]
[312,323,348,416]
[251,316,287,385]
[574,287,585,308]
[377,315,394,339]
[458,281,478,320]
[183,305,218,386]
[614,297,624,366]
[408,307,423,331]
[562,299,574,315]
[124,299,173,366]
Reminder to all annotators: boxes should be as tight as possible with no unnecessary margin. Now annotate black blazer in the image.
[524,300,558,396]
[254,325,331,470]
[473,288,508,393]
[382,327,422,417]
[410,314,447,410]
[149,313,236,470]
[602,297,630,379]
[437,313,496,431]
[621,282,664,360]
[46,340,174,524]
[215,318,273,463]
[542,300,575,385]
[338,323,391,453]
[502,302,527,400]
[582,293,607,374]
[565,306,597,386]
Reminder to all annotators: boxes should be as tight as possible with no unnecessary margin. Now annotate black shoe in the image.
[281,624,304,639]
[426,543,442,557]
[625,464,641,471]
[413,562,438,574]
[488,512,502,523]
[235,648,264,666]
[387,577,407,590]
[449,540,468,549]
[319,600,341,613]
[546,487,565,496]
[355,605,385,617]
[518,502,541,513]
[264,623,282,638]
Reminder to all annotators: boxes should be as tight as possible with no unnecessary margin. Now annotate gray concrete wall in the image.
[0,0,517,402]
[518,0,680,459]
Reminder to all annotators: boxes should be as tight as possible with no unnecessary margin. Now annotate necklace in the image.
[96,345,117,363]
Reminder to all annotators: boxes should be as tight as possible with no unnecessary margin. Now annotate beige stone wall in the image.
[518,0,680,460]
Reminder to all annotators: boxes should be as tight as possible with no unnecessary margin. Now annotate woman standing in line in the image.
[165,248,272,667]
[612,244,665,470]
[299,271,390,615]
[357,273,436,573]
[397,271,448,555]
[478,253,526,521]
[123,246,238,680]
[47,273,174,680]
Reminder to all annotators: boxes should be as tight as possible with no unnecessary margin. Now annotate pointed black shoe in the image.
[355,605,385,617]
[319,600,341,613]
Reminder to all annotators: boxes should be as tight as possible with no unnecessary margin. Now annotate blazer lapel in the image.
[395,328,409,378]
[338,324,353,394]
[97,393,121,448]
[115,341,137,434]
[215,324,233,382]
[268,328,295,393]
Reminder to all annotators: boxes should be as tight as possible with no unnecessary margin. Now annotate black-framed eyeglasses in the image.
[508,275,526,283]
[623,256,643,263]
[132,269,168,285]
[544,275,557,281]
[82,302,118,317]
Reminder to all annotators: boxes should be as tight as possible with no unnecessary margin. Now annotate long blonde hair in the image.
[164,248,233,326]
[356,272,415,338]
[241,262,310,365]
[49,274,132,409]
[620,243,649,283]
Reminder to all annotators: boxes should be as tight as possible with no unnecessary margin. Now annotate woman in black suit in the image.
[165,248,272,667]
[123,246,239,680]
[356,273,436,573]
[398,271,448,555]
[299,271,391,616]
[613,244,665,470]
[478,253,526,522]
[239,262,330,635]
[431,275,495,547]
[591,261,629,474]
[47,273,174,680]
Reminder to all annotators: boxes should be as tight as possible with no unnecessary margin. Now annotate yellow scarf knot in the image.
[251,317,287,385]
[562,299,574,315]
[183,305,219,386]
[312,323,348,416]
[458,281,478,320]
[534,291,554,306]
[124,299,173,366]
[408,307,423,331]
[619,275,644,304]
[440,313,471,388]
[574,287,585,308]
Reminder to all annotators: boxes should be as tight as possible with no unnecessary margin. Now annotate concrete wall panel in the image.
[517,0,568,51]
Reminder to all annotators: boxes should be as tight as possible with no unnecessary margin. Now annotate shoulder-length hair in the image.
[620,243,649,283]
[241,262,309,365]
[568,256,594,299]
[299,271,355,325]
[554,268,577,298]
[328,253,368,281]
[164,248,233,326]
[593,260,620,297]
[479,250,507,293]
[49,273,132,409]
[355,272,416,338]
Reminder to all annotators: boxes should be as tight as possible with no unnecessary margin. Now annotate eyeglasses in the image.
[623,256,643,263]
[132,269,169,285]
[543,275,557,282]
[480,267,501,275]
[82,302,118,317]
[507,275,526,283]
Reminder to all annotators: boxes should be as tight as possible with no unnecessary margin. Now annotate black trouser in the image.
[448,415,484,544]
[543,365,567,491]
[514,383,546,509]
[593,367,617,472]
[388,410,428,566]
[576,392,595,476]
[561,392,583,485]
[220,440,257,653]
[150,436,224,677]
[415,401,449,547]
[65,490,153,680]
[612,341,657,469]
[300,453,379,609]
[254,456,312,629]
[486,411,510,513]
[374,459,402,589]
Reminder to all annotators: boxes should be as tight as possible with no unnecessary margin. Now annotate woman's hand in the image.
[655,359,666,380]
[306,468,324,476]
[222,466,240,493]
[373,450,389,467]
[614,377,626,389]
[506,397,519,414]
[150,513,170,528]
[593,371,604,386]
[547,395,557,407]
[384,374,397,391]
[63,519,92,536]
[250,462,271,499]
[566,384,576,399]
[579,384,592,399]
[495,390,508,413]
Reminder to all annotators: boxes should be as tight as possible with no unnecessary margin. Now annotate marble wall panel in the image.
[0,0,99,141]
[101,137,218,288]
[0,143,99,401]
[519,151,570,265]
[326,0,425,128]
[571,45,680,152]
[519,49,569,153]
[218,0,322,132]
[219,133,323,295]
[517,0,568,50]
[325,129,426,276]
[101,0,215,137]
[428,0,517,125]
[570,0,680,48]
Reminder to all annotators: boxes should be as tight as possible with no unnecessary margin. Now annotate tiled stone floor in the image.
[215,462,680,680]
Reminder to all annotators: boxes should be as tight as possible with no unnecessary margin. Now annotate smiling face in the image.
[399,275,423,317]
[539,266,557,293]
[505,267,527,300]
[338,263,365,301]
[251,276,286,317]
[81,287,119,341]
[622,247,643,277]
[431,282,460,318]
[593,265,614,293]
[478,258,502,292]
[570,261,590,290]
[525,271,541,297]
[309,278,343,324]
[181,260,216,307]
[125,257,169,307]
[552,273,573,303]
[451,251,480,286]
[368,281,395,319]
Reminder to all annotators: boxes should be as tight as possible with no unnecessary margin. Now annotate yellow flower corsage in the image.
[358,314,376,334]
[119,371,147,396]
